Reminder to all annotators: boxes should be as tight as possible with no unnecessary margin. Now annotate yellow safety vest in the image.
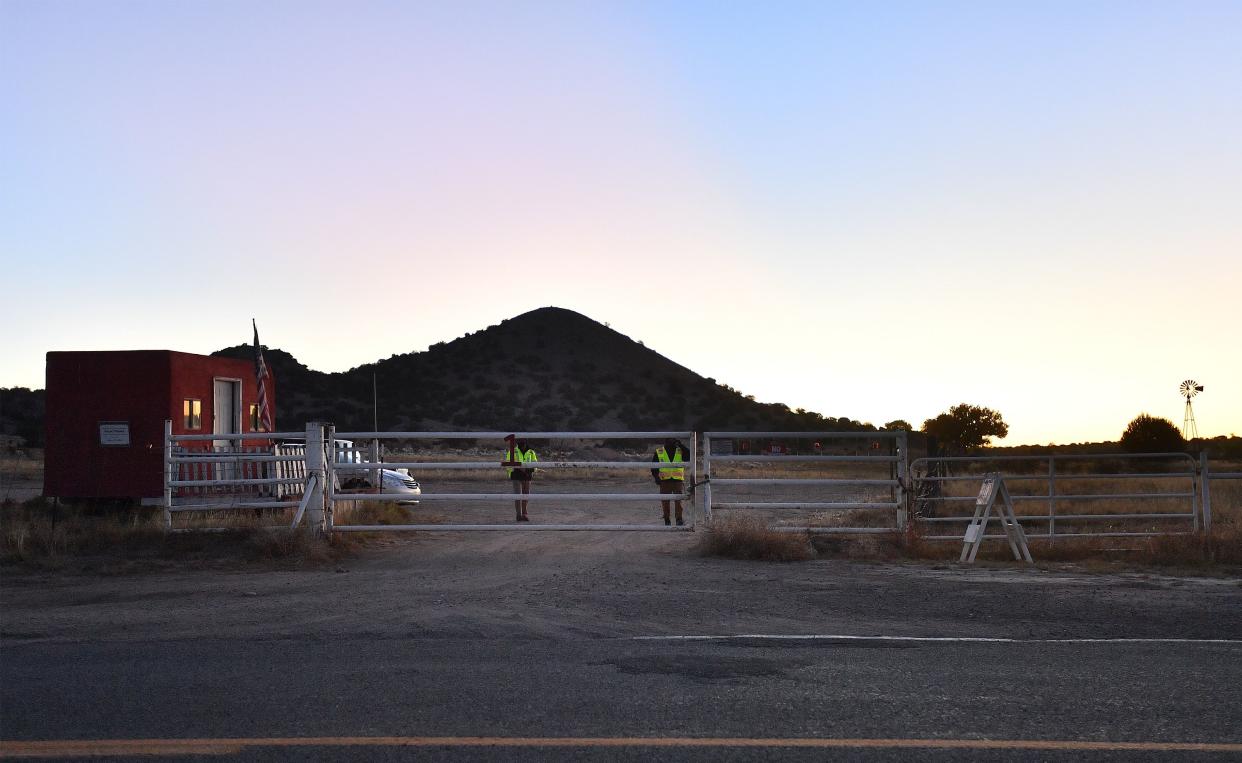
[505,447,537,477]
[656,446,685,481]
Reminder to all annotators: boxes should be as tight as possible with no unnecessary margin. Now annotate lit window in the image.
[249,404,263,431]
[183,399,202,430]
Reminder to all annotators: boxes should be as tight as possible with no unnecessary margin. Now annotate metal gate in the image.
[702,430,908,534]
[162,421,317,532]
[325,429,697,532]
[910,452,1201,540]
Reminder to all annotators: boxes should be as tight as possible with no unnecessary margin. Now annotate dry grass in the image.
[1144,526,1242,566]
[710,460,895,481]
[697,516,815,562]
[2,499,164,563]
[1209,472,1242,525]
[331,500,443,526]
[1,497,350,571]
[0,450,44,503]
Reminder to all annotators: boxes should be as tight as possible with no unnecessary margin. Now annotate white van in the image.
[334,439,421,504]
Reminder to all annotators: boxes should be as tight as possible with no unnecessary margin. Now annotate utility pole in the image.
[372,372,380,494]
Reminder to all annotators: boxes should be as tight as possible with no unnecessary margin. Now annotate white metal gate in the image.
[325,430,697,532]
[910,452,1202,540]
[702,430,908,534]
[162,421,316,532]
[159,421,1238,542]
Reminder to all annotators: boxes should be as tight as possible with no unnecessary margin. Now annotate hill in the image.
[213,307,874,435]
[0,387,45,447]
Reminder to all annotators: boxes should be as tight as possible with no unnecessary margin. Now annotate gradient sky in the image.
[3,0,1239,444]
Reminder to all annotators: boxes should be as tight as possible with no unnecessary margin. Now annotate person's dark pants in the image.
[659,479,684,522]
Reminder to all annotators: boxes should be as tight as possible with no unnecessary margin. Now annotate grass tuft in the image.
[333,500,416,526]
[697,516,815,562]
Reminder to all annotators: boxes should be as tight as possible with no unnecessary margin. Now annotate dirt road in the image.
[4,519,1240,646]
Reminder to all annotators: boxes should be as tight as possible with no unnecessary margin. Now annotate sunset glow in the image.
[2,1,1240,444]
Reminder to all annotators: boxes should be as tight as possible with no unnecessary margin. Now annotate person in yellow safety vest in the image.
[505,438,537,522]
[650,438,687,526]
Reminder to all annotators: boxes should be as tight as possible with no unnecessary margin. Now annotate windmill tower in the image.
[1180,380,1203,439]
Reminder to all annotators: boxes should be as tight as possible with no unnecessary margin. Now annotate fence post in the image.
[369,438,381,494]
[1200,451,1213,535]
[304,422,326,532]
[326,424,337,532]
[690,431,699,528]
[702,433,713,524]
[895,430,908,532]
[163,419,173,531]
[1048,457,1057,541]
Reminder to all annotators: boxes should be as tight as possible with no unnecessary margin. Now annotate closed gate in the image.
[702,430,908,534]
[910,452,1202,540]
[162,421,317,531]
[325,429,697,532]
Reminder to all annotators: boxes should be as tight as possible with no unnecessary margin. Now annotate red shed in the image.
[43,350,276,501]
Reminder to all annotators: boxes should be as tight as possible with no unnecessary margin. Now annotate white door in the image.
[213,379,240,441]
[213,380,241,481]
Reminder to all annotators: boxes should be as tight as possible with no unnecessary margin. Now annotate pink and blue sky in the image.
[2,0,1239,444]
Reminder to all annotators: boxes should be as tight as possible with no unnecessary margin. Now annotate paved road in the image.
[2,527,1241,761]
[4,634,1241,760]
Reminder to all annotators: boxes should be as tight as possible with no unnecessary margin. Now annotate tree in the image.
[883,419,913,432]
[922,404,1008,452]
[1120,414,1185,453]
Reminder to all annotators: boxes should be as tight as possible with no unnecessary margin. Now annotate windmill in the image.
[1180,380,1203,439]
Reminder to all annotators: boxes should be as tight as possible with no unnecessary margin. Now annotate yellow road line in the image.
[4,736,1242,758]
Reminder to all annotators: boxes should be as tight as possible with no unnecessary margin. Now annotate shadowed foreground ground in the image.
[3,510,1240,761]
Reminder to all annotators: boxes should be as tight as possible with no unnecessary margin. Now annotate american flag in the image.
[252,319,274,432]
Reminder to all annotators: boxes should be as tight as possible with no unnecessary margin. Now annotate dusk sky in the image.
[2,0,1239,444]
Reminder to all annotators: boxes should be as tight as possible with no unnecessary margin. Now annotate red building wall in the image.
[167,351,270,448]
[43,350,274,500]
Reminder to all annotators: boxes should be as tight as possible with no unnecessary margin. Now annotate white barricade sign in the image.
[960,473,1033,564]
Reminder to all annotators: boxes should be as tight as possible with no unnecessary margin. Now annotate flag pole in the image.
[372,371,379,494]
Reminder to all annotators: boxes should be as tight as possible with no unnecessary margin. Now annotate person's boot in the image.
[663,516,671,526]
[676,517,685,526]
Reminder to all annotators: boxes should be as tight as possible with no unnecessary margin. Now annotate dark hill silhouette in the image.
[213,307,873,434]
[0,386,45,446]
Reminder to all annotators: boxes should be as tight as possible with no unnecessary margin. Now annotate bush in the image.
[1120,414,1185,453]
[697,516,814,562]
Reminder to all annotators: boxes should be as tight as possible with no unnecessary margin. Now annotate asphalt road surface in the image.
[3,519,1241,761]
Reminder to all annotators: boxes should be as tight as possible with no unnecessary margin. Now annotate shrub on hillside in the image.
[1120,414,1185,453]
